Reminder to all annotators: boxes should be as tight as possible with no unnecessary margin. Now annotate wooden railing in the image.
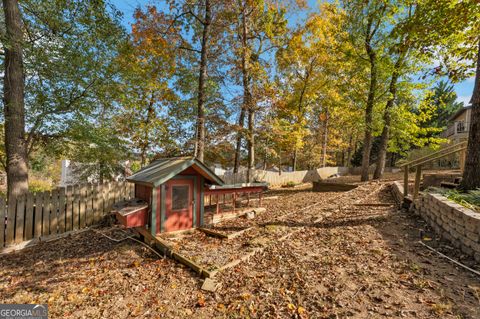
[398,142,467,201]
[1,181,134,248]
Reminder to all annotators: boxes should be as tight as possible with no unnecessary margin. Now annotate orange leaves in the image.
[196,293,206,307]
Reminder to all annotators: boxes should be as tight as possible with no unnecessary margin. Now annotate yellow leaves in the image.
[287,303,307,316]
[298,306,306,314]
[241,292,251,300]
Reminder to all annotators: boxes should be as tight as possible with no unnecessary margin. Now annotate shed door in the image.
[165,179,194,232]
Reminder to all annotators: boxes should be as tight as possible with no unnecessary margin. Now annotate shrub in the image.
[29,179,53,193]
[428,187,480,212]
[283,181,296,188]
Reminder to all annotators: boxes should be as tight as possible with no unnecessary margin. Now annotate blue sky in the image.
[110,0,475,106]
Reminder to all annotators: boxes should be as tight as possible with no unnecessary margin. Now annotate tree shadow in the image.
[0,228,161,300]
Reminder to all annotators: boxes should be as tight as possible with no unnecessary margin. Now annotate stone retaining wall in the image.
[413,193,480,262]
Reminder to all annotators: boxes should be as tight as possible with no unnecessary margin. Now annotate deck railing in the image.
[398,141,467,201]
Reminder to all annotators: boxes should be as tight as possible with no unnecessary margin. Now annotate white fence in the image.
[219,167,350,186]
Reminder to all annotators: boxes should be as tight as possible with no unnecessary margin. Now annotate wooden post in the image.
[14,195,26,243]
[49,189,59,236]
[6,195,16,244]
[414,165,422,201]
[24,193,34,240]
[42,191,51,237]
[58,187,66,234]
[403,165,409,198]
[65,186,73,231]
[72,185,80,231]
[34,192,43,238]
[216,194,220,214]
[459,149,466,172]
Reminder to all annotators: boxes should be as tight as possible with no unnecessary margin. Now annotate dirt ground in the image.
[1,180,480,318]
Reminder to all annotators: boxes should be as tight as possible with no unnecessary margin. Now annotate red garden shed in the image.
[124,157,224,235]
[117,157,266,236]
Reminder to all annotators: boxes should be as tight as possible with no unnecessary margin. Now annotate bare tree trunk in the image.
[239,3,254,182]
[321,108,329,168]
[346,134,353,167]
[233,106,245,173]
[374,50,405,180]
[140,94,155,167]
[3,0,28,200]
[361,40,377,182]
[247,108,254,182]
[292,149,297,171]
[194,0,211,163]
[461,40,480,190]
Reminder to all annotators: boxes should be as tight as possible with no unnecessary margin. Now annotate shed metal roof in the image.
[126,157,224,187]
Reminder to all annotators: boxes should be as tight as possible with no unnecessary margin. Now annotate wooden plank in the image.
[312,182,357,192]
[353,203,393,207]
[0,198,5,247]
[5,196,16,245]
[58,187,66,234]
[33,192,43,238]
[14,195,26,244]
[65,186,73,231]
[460,149,466,172]
[227,227,252,240]
[115,181,120,204]
[121,181,127,201]
[72,185,80,231]
[79,184,86,228]
[85,184,93,226]
[49,189,59,235]
[198,227,229,239]
[101,183,107,216]
[403,165,409,198]
[103,182,109,214]
[109,182,115,211]
[399,141,467,167]
[96,183,103,221]
[92,183,99,223]
[42,191,51,237]
[414,165,422,201]
[24,193,34,240]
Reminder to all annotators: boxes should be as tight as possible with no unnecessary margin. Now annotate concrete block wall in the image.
[413,193,480,262]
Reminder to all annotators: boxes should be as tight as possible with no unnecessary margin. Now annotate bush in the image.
[283,181,297,188]
[428,187,480,212]
[29,178,53,193]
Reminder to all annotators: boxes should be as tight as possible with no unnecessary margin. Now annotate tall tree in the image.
[116,6,178,166]
[462,42,480,189]
[342,0,390,181]
[2,0,28,199]
[230,0,290,180]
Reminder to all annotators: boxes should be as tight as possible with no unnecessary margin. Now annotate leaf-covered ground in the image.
[1,181,479,318]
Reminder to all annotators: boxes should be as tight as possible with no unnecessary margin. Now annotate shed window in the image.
[172,185,189,210]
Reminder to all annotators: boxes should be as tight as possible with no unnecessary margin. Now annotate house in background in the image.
[441,105,472,143]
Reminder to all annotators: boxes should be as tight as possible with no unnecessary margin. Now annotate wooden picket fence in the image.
[1,181,134,248]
